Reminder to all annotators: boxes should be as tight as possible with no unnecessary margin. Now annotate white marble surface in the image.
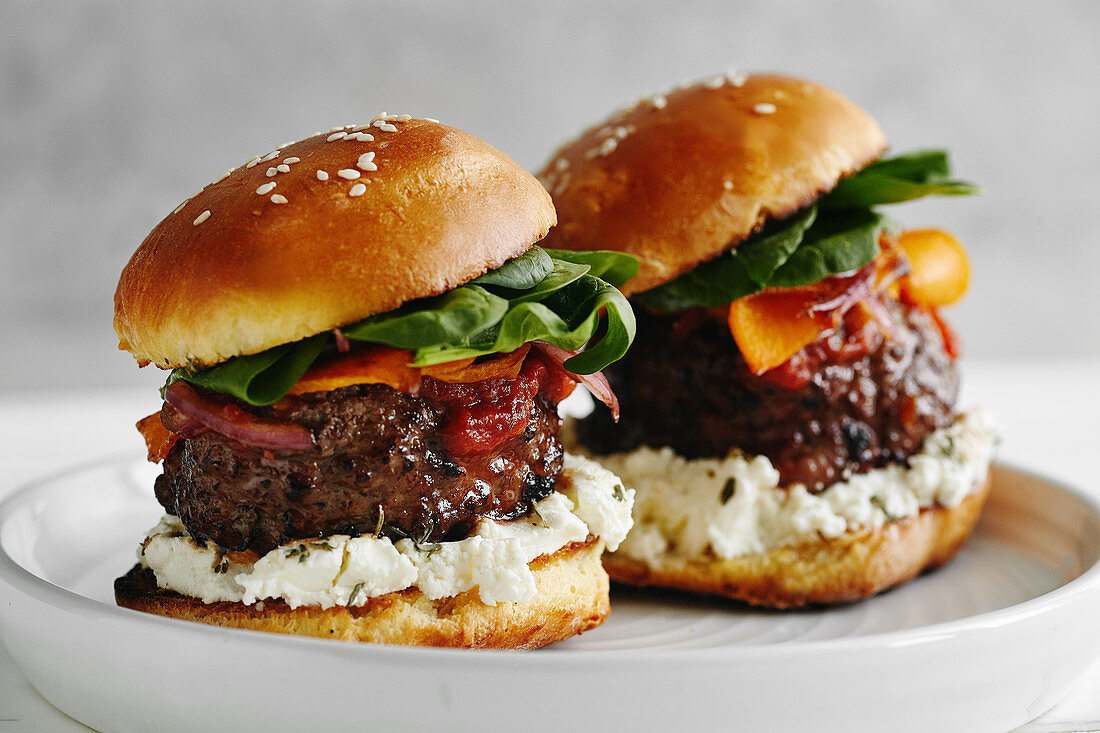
[2,1,1100,393]
[1,359,1099,731]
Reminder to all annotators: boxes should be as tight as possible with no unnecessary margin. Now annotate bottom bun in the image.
[116,538,609,649]
[603,478,989,608]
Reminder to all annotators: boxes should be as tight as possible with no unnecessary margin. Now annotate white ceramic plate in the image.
[1,460,1099,733]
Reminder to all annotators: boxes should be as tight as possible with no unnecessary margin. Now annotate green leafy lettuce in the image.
[638,149,978,312]
[165,247,639,405]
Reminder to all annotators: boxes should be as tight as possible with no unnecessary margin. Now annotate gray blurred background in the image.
[3,0,1098,392]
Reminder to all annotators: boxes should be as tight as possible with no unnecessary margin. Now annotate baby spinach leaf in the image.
[165,247,639,403]
[165,334,328,406]
[340,286,507,348]
[640,149,977,311]
[820,149,980,210]
[735,206,818,287]
[544,249,640,288]
[469,247,554,290]
[638,207,817,311]
[769,210,886,288]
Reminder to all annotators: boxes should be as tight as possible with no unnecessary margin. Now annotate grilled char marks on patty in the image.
[155,381,563,554]
[576,299,958,490]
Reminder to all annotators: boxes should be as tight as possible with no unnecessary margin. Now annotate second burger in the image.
[539,73,999,608]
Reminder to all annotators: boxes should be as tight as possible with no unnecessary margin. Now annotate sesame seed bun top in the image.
[114,117,556,370]
[537,73,887,296]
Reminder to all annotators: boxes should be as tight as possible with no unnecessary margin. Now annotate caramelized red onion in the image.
[806,253,907,340]
[531,341,620,421]
[333,327,350,353]
[163,382,316,451]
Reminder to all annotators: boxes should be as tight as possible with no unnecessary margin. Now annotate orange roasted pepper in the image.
[287,344,533,395]
[288,346,421,395]
[896,229,970,307]
[728,288,834,375]
[729,229,970,375]
[136,412,177,463]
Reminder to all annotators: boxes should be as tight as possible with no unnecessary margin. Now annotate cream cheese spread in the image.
[138,453,633,609]
[600,409,998,562]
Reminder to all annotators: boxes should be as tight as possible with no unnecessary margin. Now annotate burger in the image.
[113,114,639,647]
[537,73,998,608]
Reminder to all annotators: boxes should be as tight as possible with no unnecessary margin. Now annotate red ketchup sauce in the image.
[421,354,576,459]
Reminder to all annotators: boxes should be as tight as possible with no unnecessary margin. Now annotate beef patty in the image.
[576,298,958,490]
[155,373,563,554]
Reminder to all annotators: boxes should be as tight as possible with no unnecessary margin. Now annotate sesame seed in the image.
[330,126,347,132]
[270,194,287,204]
[245,156,262,169]
[596,126,614,138]
[371,111,389,122]
[373,121,398,132]
[193,210,211,225]
[753,102,777,114]
[614,126,630,139]
[266,167,278,177]
[186,189,202,200]
[172,201,187,215]
[423,117,440,123]
[726,68,748,87]
[276,164,290,173]
[706,75,725,89]
[554,157,569,172]
[283,157,300,164]
[652,94,667,109]
[348,183,367,197]
[357,152,377,171]
[598,138,618,155]
[212,169,232,184]
[394,114,412,121]
[723,180,734,190]
[553,171,571,196]
[337,169,361,180]
[349,132,374,142]
[349,125,370,132]
[256,182,276,195]
[316,170,329,181]
[260,151,280,162]
[327,132,347,142]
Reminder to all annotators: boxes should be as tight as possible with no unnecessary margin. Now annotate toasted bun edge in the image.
[603,477,989,608]
[116,538,608,648]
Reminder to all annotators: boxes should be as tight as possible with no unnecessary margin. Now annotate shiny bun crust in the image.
[537,74,887,295]
[115,120,555,370]
[603,479,989,609]
[115,539,608,649]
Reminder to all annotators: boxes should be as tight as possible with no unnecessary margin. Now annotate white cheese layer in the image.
[138,453,633,609]
[600,409,998,563]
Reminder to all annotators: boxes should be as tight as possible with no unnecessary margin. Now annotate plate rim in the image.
[2,455,1099,664]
